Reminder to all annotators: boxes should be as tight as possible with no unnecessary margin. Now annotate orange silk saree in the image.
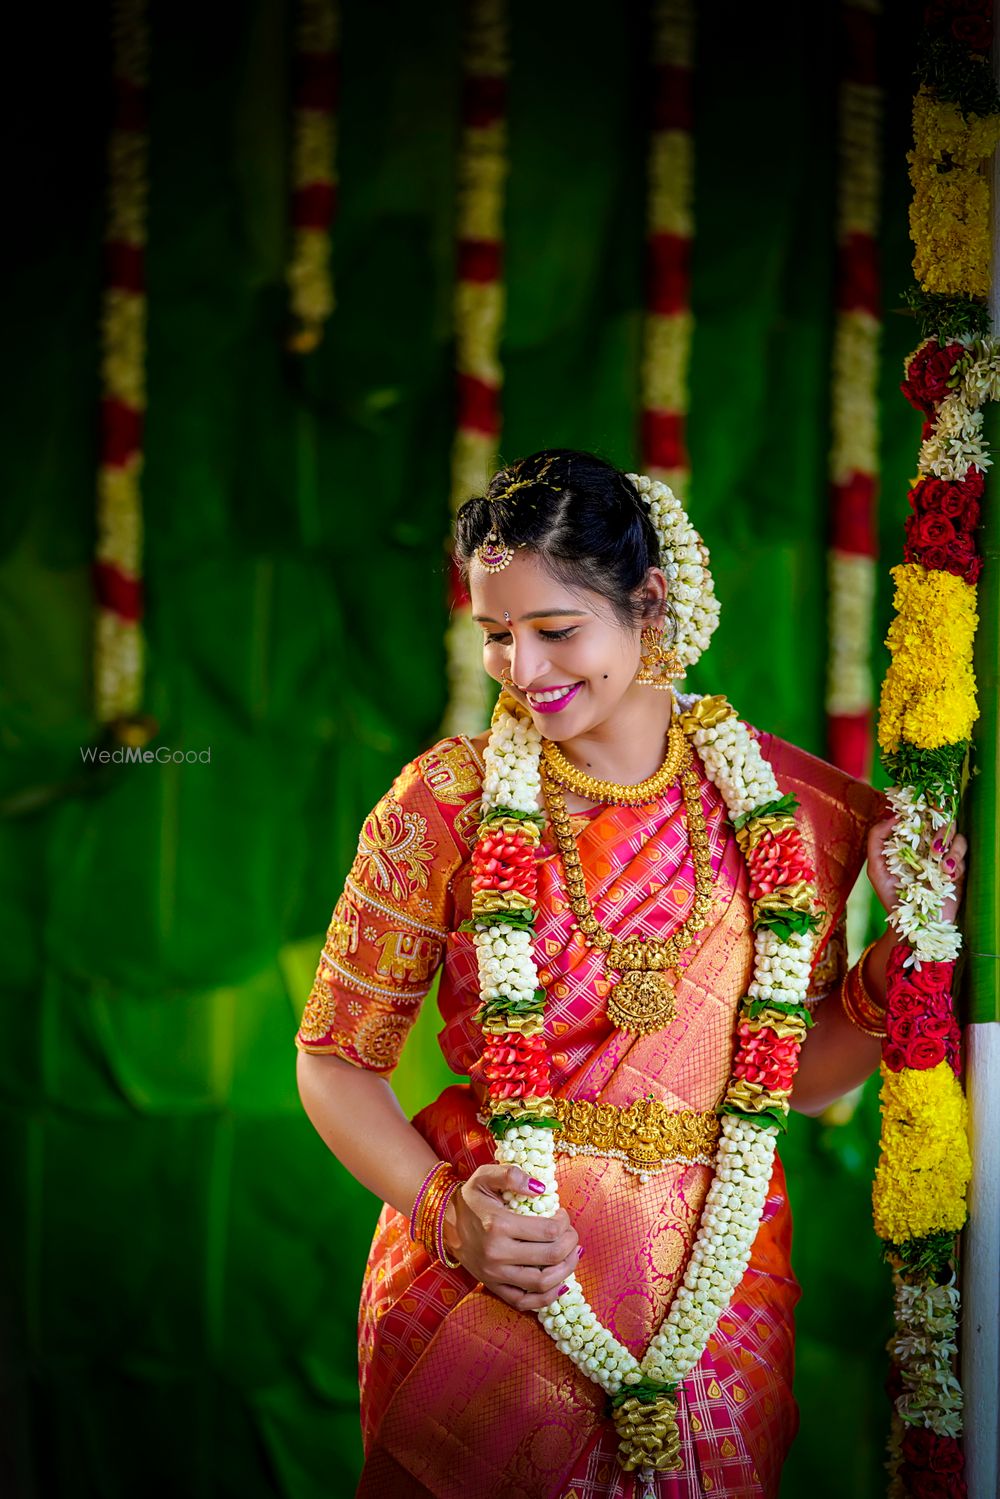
[294,727,884,1498]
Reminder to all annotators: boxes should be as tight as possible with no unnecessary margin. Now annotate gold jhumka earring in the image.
[635,627,683,689]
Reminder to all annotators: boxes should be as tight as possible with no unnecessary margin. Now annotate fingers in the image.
[470,1163,548,1201]
[494,1225,578,1269]
[493,1244,585,1312]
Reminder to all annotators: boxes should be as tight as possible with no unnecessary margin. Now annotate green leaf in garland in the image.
[488,1114,561,1138]
[478,804,547,832]
[732,793,801,831]
[752,908,822,940]
[881,742,967,815]
[741,997,814,1029]
[882,1230,957,1280]
[915,34,1000,119]
[609,1377,678,1410]
[477,990,547,1023]
[718,1103,789,1133]
[902,286,991,341]
[459,909,538,934]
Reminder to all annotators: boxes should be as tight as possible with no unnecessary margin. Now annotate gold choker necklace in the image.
[540,738,715,1034]
[540,717,688,807]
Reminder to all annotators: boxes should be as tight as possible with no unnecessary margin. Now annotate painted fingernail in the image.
[576,1245,585,1258]
[558,1284,569,1295]
[945,857,956,872]
[528,1178,546,1194]
[933,838,943,852]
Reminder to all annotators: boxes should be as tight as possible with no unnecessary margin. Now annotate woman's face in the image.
[468,549,663,740]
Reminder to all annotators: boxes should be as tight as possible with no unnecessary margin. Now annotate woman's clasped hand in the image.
[444,1164,582,1311]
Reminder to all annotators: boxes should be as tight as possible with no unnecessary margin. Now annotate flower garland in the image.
[825,0,883,795]
[286,0,340,355]
[442,0,510,737]
[874,8,1000,1490]
[466,680,821,1474]
[639,0,695,500]
[94,0,150,735]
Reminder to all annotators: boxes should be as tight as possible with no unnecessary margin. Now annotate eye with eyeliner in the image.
[484,626,578,644]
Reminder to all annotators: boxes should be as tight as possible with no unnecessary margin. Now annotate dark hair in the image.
[454,448,665,630]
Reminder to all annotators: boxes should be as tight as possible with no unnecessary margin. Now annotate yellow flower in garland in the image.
[873,1062,971,1243]
[877,564,978,753]
[908,87,1000,297]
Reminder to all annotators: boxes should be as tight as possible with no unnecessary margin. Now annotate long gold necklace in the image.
[540,717,688,807]
[540,736,714,1035]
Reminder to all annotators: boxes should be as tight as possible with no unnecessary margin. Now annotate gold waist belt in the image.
[552,1097,720,1179]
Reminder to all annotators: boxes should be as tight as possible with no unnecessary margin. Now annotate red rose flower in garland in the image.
[472,827,538,898]
[904,471,984,584]
[900,338,965,415]
[483,1033,551,1098]
[745,827,816,899]
[733,1022,801,1093]
[883,943,962,1076]
[900,1426,967,1495]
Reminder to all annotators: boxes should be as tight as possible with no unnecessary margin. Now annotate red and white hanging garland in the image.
[442,0,510,736]
[825,0,883,786]
[286,0,340,354]
[94,0,149,733]
[466,476,815,1474]
[640,0,695,499]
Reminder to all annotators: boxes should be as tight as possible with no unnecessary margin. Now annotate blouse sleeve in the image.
[754,730,888,991]
[293,751,470,1074]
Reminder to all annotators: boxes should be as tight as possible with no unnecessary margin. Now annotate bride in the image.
[295,448,966,1498]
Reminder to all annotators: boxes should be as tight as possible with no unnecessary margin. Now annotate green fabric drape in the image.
[0,2,923,1494]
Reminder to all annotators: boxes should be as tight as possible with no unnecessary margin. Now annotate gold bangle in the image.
[840,940,887,1039]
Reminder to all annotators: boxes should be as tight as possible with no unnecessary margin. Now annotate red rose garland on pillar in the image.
[640,0,695,497]
[286,0,340,354]
[94,0,150,739]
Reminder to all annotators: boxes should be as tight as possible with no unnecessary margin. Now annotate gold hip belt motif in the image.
[552,1096,720,1181]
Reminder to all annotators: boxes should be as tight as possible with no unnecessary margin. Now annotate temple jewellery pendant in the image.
[605,967,678,1035]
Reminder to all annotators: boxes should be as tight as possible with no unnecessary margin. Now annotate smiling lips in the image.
[525,682,584,714]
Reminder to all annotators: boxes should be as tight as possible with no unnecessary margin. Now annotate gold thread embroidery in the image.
[323,893,360,959]
[344,875,447,937]
[420,738,482,806]
[352,793,437,902]
[811,910,848,993]
[320,949,431,1002]
[298,974,338,1043]
[355,1011,412,1069]
[373,929,441,985]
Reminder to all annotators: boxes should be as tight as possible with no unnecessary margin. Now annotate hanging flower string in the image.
[462,476,819,1475]
[442,0,510,736]
[825,0,883,791]
[94,0,150,737]
[466,689,820,1475]
[876,6,1000,1492]
[639,0,695,501]
[286,0,340,354]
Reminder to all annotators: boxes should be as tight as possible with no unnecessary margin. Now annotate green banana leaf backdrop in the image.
[0,1,928,1494]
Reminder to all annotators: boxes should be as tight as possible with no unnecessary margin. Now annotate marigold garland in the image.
[875,6,998,1491]
[286,0,340,354]
[94,0,150,735]
[442,0,510,737]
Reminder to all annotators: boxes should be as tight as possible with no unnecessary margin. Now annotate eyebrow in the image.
[472,609,589,624]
